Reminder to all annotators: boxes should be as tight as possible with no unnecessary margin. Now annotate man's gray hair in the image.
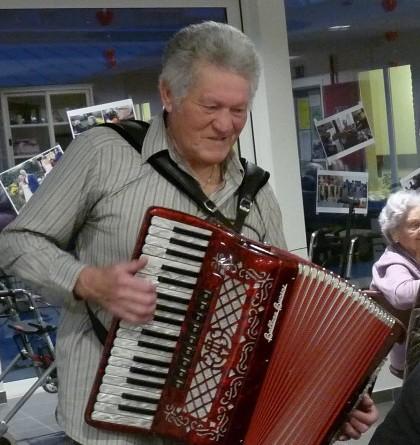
[379,190,420,244]
[159,21,260,102]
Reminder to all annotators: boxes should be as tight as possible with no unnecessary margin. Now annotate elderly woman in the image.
[371,189,420,377]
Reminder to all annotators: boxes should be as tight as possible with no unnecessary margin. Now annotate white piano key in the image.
[142,242,204,267]
[116,329,177,350]
[155,286,192,303]
[156,299,189,313]
[96,392,158,411]
[153,309,185,324]
[116,326,179,344]
[99,383,161,402]
[104,365,166,386]
[107,356,169,374]
[119,320,181,337]
[119,320,182,336]
[147,228,209,250]
[137,260,199,287]
[91,410,153,429]
[110,346,172,365]
[151,216,212,238]
[93,402,154,422]
[102,374,162,395]
[113,338,172,358]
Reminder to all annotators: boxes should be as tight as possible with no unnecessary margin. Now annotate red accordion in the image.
[85,207,401,445]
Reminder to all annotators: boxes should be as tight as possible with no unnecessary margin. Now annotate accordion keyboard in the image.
[90,216,213,428]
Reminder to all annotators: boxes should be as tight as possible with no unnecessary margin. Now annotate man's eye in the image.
[232,108,246,116]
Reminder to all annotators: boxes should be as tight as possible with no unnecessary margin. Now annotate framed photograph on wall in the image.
[0,145,63,213]
[67,98,136,138]
[316,169,369,215]
[400,167,420,191]
[314,103,374,164]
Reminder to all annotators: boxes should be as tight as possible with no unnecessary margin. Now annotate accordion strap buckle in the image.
[204,200,217,213]
[239,197,252,213]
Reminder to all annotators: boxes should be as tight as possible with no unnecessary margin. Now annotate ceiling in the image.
[0,7,226,87]
[285,0,420,44]
[0,3,417,88]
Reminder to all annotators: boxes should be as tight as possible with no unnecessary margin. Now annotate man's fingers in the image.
[123,256,148,275]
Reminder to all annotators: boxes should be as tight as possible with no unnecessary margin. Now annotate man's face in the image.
[160,62,251,171]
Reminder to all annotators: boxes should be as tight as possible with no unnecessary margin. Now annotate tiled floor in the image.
[0,389,394,445]
[0,392,65,445]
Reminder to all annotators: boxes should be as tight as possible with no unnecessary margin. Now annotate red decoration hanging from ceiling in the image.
[382,0,397,12]
[96,9,114,26]
[384,30,399,41]
[104,48,117,68]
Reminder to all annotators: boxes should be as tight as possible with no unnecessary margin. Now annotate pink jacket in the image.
[371,245,420,372]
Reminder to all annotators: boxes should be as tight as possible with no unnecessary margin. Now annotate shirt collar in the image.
[141,112,245,187]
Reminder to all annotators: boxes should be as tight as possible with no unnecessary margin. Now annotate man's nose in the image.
[212,109,234,134]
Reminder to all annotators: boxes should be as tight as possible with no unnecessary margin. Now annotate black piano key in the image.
[129,366,167,378]
[156,303,187,316]
[122,392,158,405]
[126,377,164,389]
[165,248,203,263]
[157,291,189,305]
[132,355,169,367]
[169,237,207,252]
[173,226,211,241]
[161,264,199,278]
[118,404,156,415]
[142,328,179,341]
[158,276,195,290]
[154,313,183,327]
[138,339,174,353]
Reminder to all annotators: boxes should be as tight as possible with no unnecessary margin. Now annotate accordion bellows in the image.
[85,207,401,445]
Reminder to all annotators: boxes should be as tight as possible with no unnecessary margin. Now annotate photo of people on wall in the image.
[314,103,374,164]
[401,167,420,191]
[0,145,63,213]
[67,99,136,138]
[316,169,369,215]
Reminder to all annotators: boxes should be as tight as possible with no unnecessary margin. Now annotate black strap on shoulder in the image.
[101,119,270,233]
[100,120,150,152]
[235,158,270,233]
[148,151,235,229]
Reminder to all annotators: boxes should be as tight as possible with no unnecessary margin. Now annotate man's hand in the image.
[337,394,379,441]
[74,257,156,323]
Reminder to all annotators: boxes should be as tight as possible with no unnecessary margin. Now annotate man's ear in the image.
[159,80,174,113]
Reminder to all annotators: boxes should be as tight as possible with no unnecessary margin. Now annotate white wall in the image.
[91,70,162,117]
[241,0,307,258]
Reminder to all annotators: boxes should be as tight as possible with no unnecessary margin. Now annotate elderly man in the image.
[0,21,377,445]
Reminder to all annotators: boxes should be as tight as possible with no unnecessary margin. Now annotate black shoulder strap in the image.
[101,119,270,232]
[235,158,270,232]
[100,120,150,152]
[148,151,234,229]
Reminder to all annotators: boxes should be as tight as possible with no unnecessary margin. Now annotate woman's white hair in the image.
[159,21,260,103]
[379,190,420,244]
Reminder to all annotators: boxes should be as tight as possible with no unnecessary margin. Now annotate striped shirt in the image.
[0,114,286,444]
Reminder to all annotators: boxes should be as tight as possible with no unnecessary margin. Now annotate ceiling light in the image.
[328,25,351,31]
